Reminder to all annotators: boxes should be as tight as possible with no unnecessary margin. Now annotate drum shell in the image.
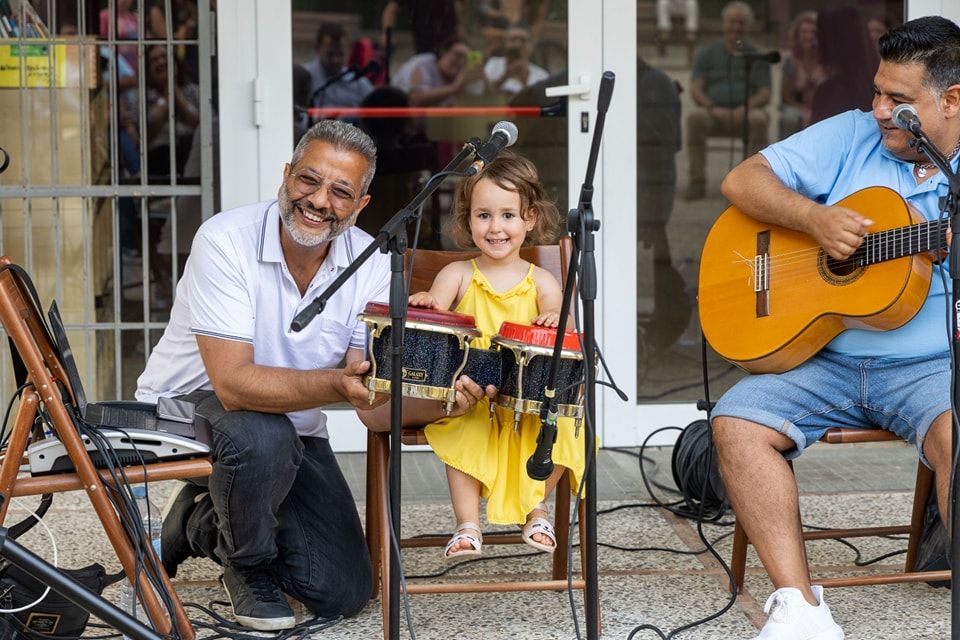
[369,324,472,389]
[501,351,584,409]
[461,347,505,390]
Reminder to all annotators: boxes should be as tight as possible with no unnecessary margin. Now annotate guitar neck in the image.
[856,219,950,266]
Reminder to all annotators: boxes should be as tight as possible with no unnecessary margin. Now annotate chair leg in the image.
[366,430,383,600]
[730,519,748,594]
[904,462,935,573]
[551,471,572,580]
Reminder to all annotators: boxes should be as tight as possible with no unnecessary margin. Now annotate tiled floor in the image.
[7,440,951,639]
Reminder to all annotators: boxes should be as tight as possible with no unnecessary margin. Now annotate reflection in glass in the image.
[636,0,903,403]
[291,1,568,251]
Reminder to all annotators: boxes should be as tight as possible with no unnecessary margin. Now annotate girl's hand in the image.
[409,291,439,308]
[533,312,560,327]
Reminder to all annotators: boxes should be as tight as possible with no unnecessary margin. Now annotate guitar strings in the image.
[727,223,948,272]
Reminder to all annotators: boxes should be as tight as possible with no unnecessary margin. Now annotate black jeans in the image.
[176,390,372,618]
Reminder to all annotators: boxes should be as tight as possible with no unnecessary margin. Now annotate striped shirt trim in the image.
[191,328,254,344]
[257,208,270,261]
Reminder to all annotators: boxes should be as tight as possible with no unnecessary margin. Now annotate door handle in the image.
[545,74,591,100]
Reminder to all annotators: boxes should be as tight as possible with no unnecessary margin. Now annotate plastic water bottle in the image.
[118,486,162,638]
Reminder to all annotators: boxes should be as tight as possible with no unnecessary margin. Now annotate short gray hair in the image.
[292,120,378,195]
[722,1,754,26]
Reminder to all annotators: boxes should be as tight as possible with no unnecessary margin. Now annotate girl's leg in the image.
[526,464,568,548]
[446,465,482,554]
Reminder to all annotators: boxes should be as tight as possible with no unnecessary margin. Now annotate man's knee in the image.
[712,416,792,455]
[923,411,953,469]
[291,559,373,618]
[686,109,709,140]
[213,411,303,467]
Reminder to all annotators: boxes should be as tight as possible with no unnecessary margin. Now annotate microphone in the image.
[350,59,381,81]
[734,41,781,63]
[892,103,922,135]
[526,411,558,481]
[465,121,519,176]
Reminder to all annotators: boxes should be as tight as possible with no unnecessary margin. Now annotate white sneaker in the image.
[752,585,845,640]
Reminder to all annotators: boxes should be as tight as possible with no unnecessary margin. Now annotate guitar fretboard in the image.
[854,219,950,266]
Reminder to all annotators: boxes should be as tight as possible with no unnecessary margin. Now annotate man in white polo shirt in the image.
[136,120,488,630]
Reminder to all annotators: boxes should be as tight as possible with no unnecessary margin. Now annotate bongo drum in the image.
[359,302,482,414]
[492,321,586,425]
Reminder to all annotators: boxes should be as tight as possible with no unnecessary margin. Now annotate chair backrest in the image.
[405,237,573,295]
[0,257,77,404]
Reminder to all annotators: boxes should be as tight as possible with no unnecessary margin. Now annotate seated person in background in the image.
[655,0,698,60]
[381,0,463,55]
[484,23,549,97]
[303,22,374,109]
[393,36,484,107]
[712,16,959,639]
[145,44,200,178]
[809,7,878,125]
[779,11,825,139]
[684,0,771,200]
[138,120,490,631]
[867,12,900,57]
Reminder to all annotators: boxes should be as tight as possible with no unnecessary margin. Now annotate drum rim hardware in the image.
[360,312,481,414]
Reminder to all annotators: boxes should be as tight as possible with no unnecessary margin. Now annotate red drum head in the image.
[363,301,477,328]
[497,321,582,351]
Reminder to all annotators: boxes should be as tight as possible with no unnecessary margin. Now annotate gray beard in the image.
[278,185,358,247]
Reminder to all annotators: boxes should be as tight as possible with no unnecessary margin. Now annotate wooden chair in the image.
[0,257,211,639]
[730,427,950,592]
[364,238,592,636]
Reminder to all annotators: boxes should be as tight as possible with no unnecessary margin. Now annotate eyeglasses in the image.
[288,170,359,208]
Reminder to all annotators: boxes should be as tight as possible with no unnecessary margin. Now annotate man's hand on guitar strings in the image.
[806,202,874,260]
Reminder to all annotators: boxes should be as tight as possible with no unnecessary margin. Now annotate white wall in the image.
[907,0,959,21]
[217,1,293,209]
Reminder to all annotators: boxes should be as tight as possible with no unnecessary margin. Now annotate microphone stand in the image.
[905,128,960,639]
[740,57,753,162]
[290,140,478,640]
[307,67,358,115]
[0,528,163,640]
[525,70,614,640]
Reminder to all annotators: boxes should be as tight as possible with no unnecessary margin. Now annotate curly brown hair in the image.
[445,150,563,249]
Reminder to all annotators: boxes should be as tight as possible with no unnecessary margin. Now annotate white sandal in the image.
[522,502,557,554]
[444,522,483,559]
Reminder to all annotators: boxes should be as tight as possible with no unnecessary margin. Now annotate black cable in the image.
[636,364,736,401]
[626,333,738,639]
[183,601,341,640]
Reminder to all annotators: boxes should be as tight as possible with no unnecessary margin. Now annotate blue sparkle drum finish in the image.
[359,303,482,412]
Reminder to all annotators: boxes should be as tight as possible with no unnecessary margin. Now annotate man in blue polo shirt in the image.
[711,16,960,640]
[137,120,489,631]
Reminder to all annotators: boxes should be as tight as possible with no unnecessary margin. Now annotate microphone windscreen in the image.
[493,121,519,146]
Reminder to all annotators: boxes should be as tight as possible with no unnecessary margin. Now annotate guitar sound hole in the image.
[819,250,864,285]
[824,257,857,277]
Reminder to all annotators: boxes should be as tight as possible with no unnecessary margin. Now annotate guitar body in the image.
[698,186,935,374]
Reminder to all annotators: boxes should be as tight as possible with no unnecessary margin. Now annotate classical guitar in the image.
[698,186,948,374]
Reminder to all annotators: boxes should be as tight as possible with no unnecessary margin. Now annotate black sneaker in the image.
[221,563,296,631]
[160,481,206,578]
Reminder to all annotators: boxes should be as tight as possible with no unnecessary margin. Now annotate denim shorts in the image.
[711,350,951,466]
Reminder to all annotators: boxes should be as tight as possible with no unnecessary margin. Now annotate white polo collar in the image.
[257,200,354,271]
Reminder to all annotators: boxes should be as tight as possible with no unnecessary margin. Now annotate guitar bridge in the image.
[755,230,770,317]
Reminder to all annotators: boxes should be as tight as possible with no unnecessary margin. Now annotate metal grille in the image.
[0,0,215,404]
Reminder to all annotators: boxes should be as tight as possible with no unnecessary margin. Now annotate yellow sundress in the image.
[423,260,588,525]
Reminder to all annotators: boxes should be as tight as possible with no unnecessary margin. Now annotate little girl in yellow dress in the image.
[408,151,587,558]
